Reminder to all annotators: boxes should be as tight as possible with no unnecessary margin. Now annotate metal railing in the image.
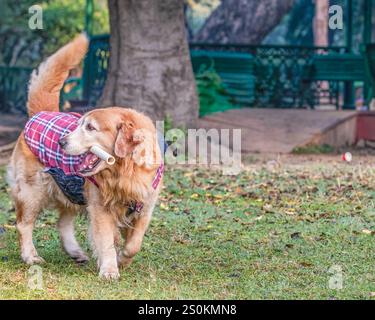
[190,43,347,109]
[0,34,356,113]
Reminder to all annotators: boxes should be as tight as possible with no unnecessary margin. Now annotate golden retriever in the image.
[7,34,163,280]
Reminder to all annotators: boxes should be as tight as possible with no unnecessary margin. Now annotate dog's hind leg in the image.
[15,198,45,265]
[57,207,89,264]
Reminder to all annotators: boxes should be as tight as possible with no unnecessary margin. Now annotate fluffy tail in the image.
[27,33,89,117]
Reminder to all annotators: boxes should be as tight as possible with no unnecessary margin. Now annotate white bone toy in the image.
[90,145,116,165]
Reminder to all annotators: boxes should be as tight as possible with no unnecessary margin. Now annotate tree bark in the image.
[99,0,199,128]
[313,0,329,46]
[193,0,295,44]
[313,0,329,96]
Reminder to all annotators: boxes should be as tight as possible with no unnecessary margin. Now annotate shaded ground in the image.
[0,155,374,299]
[198,108,356,153]
[0,109,357,154]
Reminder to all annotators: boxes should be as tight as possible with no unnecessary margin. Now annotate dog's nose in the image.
[58,138,67,149]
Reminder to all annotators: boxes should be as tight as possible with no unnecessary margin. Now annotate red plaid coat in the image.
[24,111,84,175]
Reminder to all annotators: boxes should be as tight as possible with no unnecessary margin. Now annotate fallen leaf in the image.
[291,232,301,239]
[263,204,273,212]
[160,203,169,210]
[299,261,313,267]
[362,229,374,235]
[233,187,242,194]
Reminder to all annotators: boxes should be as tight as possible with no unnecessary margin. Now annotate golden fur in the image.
[7,34,163,280]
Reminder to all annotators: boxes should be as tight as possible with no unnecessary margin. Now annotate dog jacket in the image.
[24,111,84,175]
[24,111,91,204]
[24,111,165,208]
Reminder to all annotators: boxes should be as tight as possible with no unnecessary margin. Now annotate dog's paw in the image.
[68,250,90,264]
[22,255,45,265]
[118,252,133,268]
[99,267,120,280]
[73,253,90,264]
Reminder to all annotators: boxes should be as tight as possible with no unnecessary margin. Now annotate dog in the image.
[7,34,163,280]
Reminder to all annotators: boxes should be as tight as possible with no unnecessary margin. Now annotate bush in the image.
[195,65,236,116]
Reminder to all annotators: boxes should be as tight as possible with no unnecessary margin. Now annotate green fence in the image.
[1,35,366,114]
[82,34,110,106]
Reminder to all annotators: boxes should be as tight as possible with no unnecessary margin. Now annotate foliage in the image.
[0,0,109,67]
[195,65,236,116]
[163,114,175,133]
[0,158,375,299]
[0,0,42,66]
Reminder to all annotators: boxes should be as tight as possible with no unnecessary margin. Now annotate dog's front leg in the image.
[118,203,154,268]
[88,204,119,280]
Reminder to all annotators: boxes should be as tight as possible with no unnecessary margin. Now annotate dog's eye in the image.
[86,123,97,131]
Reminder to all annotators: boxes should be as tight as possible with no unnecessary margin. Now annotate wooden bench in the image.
[190,50,255,106]
[305,53,366,81]
[302,53,367,109]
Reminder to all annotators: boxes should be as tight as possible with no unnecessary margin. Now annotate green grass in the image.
[0,160,374,300]
[292,144,335,154]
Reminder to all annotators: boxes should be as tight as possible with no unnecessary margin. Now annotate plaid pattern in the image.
[24,111,84,175]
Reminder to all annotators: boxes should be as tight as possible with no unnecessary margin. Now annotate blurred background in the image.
[1,0,375,153]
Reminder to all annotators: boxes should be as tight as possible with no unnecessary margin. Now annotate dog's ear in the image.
[114,122,138,158]
[131,128,156,168]
[115,123,157,167]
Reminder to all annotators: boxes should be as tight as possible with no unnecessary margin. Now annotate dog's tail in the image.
[27,33,89,117]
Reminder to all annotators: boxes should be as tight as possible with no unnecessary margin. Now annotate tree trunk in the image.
[313,0,329,46]
[313,0,329,100]
[193,0,295,44]
[99,0,199,128]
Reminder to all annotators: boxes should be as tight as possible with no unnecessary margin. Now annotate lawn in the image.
[0,155,374,299]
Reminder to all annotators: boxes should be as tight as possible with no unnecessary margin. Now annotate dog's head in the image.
[60,107,161,176]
